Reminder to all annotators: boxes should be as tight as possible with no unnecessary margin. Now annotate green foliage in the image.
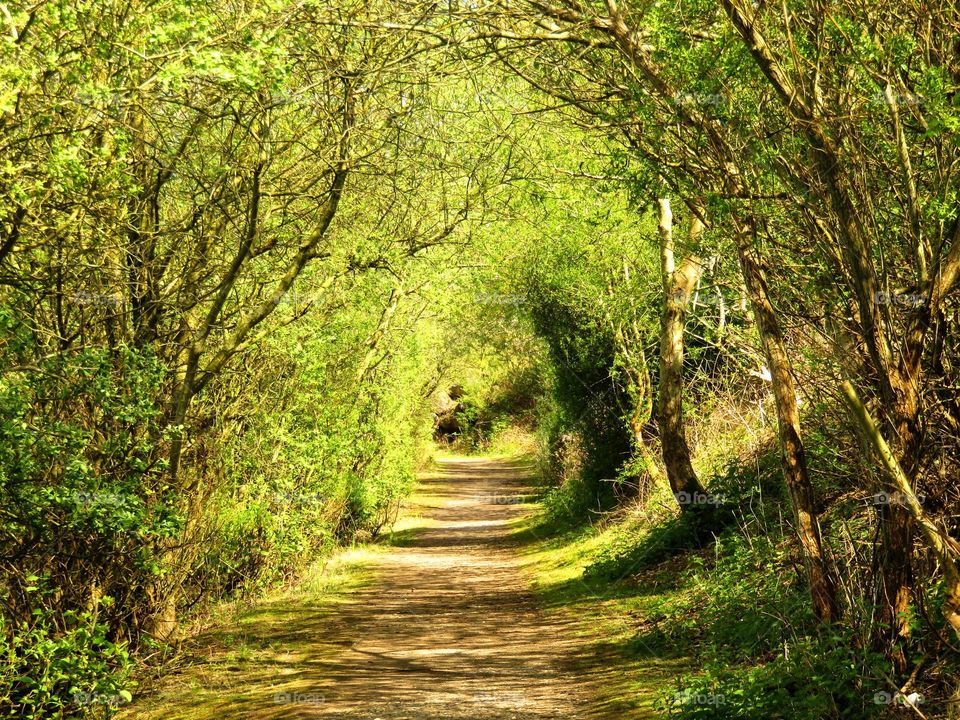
[4,0,960,713]
[181,272,437,603]
[584,451,783,579]
[3,5,520,710]
[0,334,169,714]
[0,333,177,618]
[584,507,729,581]
[659,633,887,720]
[0,603,132,719]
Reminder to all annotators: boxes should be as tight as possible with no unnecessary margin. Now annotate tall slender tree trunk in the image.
[619,325,667,497]
[656,199,707,506]
[733,218,839,622]
[880,373,922,657]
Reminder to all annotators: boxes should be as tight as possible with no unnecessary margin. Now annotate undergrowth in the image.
[522,445,904,720]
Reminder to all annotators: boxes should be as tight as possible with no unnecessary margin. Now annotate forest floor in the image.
[122,456,669,720]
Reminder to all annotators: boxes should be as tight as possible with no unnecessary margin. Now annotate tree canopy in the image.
[2,0,960,717]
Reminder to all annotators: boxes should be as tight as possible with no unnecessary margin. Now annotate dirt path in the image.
[297,456,597,719]
[126,457,613,719]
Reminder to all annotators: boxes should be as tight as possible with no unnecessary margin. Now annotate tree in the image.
[656,198,709,504]
[481,0,840,622]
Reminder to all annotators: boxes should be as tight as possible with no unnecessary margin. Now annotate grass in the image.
[508,446,923,720]
[118,547,380,720]
[510,484,697,718]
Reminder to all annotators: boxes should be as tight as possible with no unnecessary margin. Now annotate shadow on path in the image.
[125,457,649,719]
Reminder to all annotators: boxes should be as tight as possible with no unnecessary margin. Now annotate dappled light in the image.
[2,0,960,718]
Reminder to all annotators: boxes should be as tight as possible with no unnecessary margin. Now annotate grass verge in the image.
[118,547,379,720]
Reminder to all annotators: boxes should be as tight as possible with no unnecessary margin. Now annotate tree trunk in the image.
[621,326,667,498]
[656,198,707,506]
[733,219,839,622]
[879,375,922,655]
[841,380,960,641]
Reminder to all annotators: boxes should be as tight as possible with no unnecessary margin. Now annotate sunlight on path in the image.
[124,457,642,719]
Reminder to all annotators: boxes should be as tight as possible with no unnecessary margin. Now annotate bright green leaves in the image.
[0,604,133,719]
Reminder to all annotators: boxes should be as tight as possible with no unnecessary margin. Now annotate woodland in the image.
[1,0,960,717]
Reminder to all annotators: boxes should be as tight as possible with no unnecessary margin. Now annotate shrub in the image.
[0,601,132,719]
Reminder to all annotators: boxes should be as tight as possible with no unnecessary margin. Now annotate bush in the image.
[646,527,888,719]
[0,602,132,719]
[659,634,887,720]
[0,344,179,643]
